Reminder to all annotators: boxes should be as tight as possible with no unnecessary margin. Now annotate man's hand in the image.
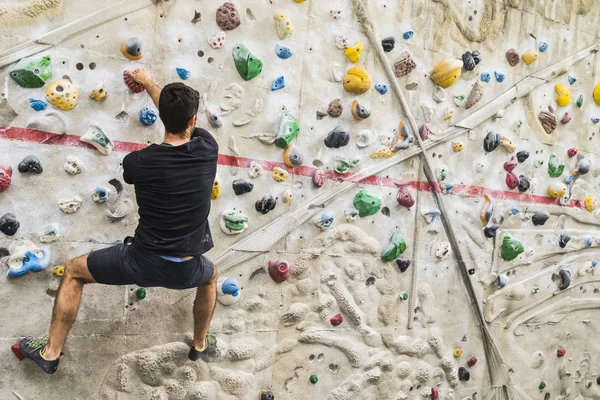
[127,68,153,88]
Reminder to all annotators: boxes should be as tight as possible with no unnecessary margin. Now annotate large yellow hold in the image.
[46,79,79,111]
[343,66,372,95]
[593,83,600,106]
[522,49,538,65]
[555,84,571,107]
[430,59,463,88]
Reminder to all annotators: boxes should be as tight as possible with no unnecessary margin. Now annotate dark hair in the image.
[158,83,200,134]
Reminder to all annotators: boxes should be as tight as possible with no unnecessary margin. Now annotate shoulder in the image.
[191,128,219,153]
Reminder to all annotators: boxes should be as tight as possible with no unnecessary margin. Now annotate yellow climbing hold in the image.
[273,13,292,40]
[211,180,220,200]
[548,182,567,199]
[272,167,289,182]
[522,49,538,65]
[293,0,306,2]
[45,78,79,111]
[430,59,463,89]
[585,194,597,212]
[593,83,600,106]
[453,349,462,358]
[555,84,571,107]
[452,141,464,152]
[500,136,516,153]
[53,265,65,277]
[345,41,364,63]
[371,146,393,159]
[343,66,372,95]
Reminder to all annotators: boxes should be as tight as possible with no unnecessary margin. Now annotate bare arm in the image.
[126,68,161,108]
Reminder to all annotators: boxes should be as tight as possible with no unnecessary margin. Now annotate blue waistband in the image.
[160,255,192,263]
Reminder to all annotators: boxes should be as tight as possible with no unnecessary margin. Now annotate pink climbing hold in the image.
[0,165,12,193]
[396,184,415,208]
[503,158,517,173]
[568,148,578,158]
[313,169,325,188]
[123,70,145,93]
[557,348,566,357]
[419,123,430,141]
[506,172,518,189]
[431,388,439,400]
[330,314,343,326]
[268,260,290,283]
[467,356,478,367]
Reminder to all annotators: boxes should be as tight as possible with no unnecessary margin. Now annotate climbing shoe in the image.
[188,334,217,361]
[19,338,60,374]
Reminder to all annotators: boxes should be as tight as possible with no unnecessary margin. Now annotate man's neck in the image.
[163,131,191,146]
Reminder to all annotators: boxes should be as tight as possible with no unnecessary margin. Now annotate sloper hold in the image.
[343,66,372,95]
[273,13,293,40]
[275,113,300,149]
[121,38,143,60]
[233,44,263,81]
[216,2,241,31]
[275,44,292,59]
[10,55,52,88]
[232,179,254,195]
[324,127,350,148]
[0,213,20,236]
[81,123,114,155]
[381,232,407,261]
[255,195,276,214]
[18,155,43,174]
[353,190,382,217]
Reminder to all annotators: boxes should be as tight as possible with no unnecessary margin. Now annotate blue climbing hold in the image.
[28,98,47,111]
[93,187,109,202]
[539,42,548,52]
[592,259,597,267]
[566,174,574,185]
[480,72,490,82]
[568,76,577,85]
[176,67,190,80]
[592,117,600,124]
[497,274,507,289]
[509,208,520,215]
[271,76,285,91]
[139,107,158,126]
[403,30,414,40]
[494,71,505,83]
[7,249,52,279]
[221,277,240,296]
[442,184,454,194]
[375,83,388,95]
[586,238,593,247]
[275,44,292,59]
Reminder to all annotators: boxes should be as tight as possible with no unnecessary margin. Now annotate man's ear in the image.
[189,114,197,128]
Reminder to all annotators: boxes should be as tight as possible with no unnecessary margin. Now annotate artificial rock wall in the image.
[2,0,600,399]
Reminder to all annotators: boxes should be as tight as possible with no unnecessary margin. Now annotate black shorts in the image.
[87,242,214,289]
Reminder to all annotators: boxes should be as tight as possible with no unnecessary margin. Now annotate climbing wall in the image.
[2,0,600,399]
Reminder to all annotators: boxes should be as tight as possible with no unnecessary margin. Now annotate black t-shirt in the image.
[122,128,218,257]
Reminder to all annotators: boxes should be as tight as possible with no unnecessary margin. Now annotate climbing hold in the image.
[577,95,584,108]
[381,36,395,52]
[52,265,65,277]
[216,2,241,31]
[452,141,464,152]
[568,75,577,85]
[334,156,359,174]
[327,99,343,118]
[432,388,439,400]
[139,107,158,126]
[518,175,530,192]
[422,209,441,224]
[381,232,407,261]
[351,100,370,121]
[395,259,411,273]
[403,30,414,40]
[371,146,393,159]
[211,180,220,200]
[121,38,143,60]
[458,367,470,381]
[453,95,466,107]
[557,348,566,358]
[353,190,382,217]
[522,49,538,65]
[394,51,417,77]
[558,235,571,249]
[135,287,147,300]
[18,155,43,174]
[268,260,289,283]
[430,59,463,88]
[273,13,293,41]
[205,109,222,129]
[396,184,414,208]
[567,148,578,158]
[419,123,430,141]
[313,212,334,230]
[538,109,557,134]
[375,83,388,95]
[220,211,249,235]
[516,150,529,163]
[335,35,349,50]
[46,78,79,111]
[555,84,571,107]
[81,124,114,155]
[255,195,276,214]
[272,167,289,182]
[207,32,226,49]
[561,112,572,124]
[539,382,546,390]
[0,213,19,236]
[506,172,519,189]
[283,145,304,167]
[271,76,285,91]
[436,165,449,181]
[494,71,505,82]
[480,72,491,82]
[329,313,344,327]
[532,211,550,226]
[324,127,350,148]
[504,158,517,172]
[5,241,52,278]
[28,98,47,112]
[558,270,572,289]
[592,117,600,124]
[91,186,109,203]
[58,197,83,214]
[309,375,318,384]
[585,195,597,212]
[462,50,481,71]
[501,234,524,261]
[467,356,478,367]
[344,66,372,95]
[435,242,451,260]
[483,132,502,153]
[176,67,190,80]
[232,179,254,195]
[123,70,144,93]
[571,154,590,176]
[433,86,446,103]
[505,49,520,67]
[547,153,565,178]
[275,112,300,149]
[547,182,567,199]
[275,44,292,59]
[313,169,325,188]
[233,44,263,81]
[10,55,52,89]
[453,349,462,358]
[39,224,59,243]
[344,209,359,222]
[217,276,242,305]
[63,155,85,175]
[499,136,516,153]
[593,83,600,106]
[282,188,293,204]
[0,165,12,193]
[260,392,275,400]
[330,9,342,19]
[539,42,549,52]
[345,41,364,63]
[89,83,107,101]
[390,121,414,152]
[356,128,377,148]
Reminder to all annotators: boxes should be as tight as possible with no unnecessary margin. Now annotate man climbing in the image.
[18,68,219,374]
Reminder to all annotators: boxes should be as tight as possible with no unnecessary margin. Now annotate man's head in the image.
[158,83,200,135]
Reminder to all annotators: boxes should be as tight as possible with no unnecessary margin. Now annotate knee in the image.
[64,255,92,283]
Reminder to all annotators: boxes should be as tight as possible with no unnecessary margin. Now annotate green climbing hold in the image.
[548,153,565,178]
[10,56,53,88]
[309,375,318,384]
[223,211,249,232]
[136,287,147,300]
[353,190,382,217]
[401,292,409,300]
[381,232,408,261]
[587,380,593,388]
[501,235,524,261]
[275,113,300,149]
[577,94,584,108]
[538,381,546,390]
[233,44,263,81]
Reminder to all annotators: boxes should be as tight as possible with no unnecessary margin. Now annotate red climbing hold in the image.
[557,348,566,357]
[503,158,517,173]
[431,387,439,400]
[506,172,519,189]
[123,70,145,93]
[567,148,578,158]
[11,343,24,361]
[0,165,12,193]
[330,314,343,326]
[467,356,478,367]
[268,260,290,283]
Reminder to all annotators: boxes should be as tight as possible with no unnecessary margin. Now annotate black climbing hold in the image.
[558,234,570,248]
[395,259,411,273]
[324,127,350,148]
[232,179,254,195]
[532,211,550,226]
[484,224,499,238]
[18,155,43,174]
[468,268,476,275]
[596,376,600,385]
[516,150,530,163]
[381,36,395,52]
[255,195,276,214]
[260,391,275,400]
[0,213,20,236]
[558,269,571,290]
[462,51,481,72]
[191,10,201,24]
[458,367,471,381]
[518,175,530,192]
[483,132,501,153]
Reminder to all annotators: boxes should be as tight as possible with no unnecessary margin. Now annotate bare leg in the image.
[192,265,218,350]
[44,254,96,359]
